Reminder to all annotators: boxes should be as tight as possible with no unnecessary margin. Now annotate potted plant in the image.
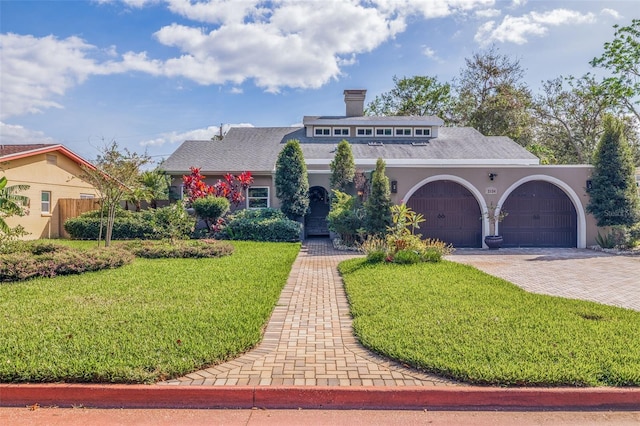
[483,203,508,249]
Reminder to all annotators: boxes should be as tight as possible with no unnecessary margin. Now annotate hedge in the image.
[220,208,302,242]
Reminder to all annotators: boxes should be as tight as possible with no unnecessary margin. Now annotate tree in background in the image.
[0,176,30,242]
[586,115,640,227]
[275,139,310,220]
[532,75,615,164]
[330,140,355,193]
[82,141,151,247]
[591,19,640,123]
[365,75,453,120]
[365,158,393,236]
[452,46,533,146]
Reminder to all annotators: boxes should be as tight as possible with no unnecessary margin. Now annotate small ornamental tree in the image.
[365,158,393,236]
[587,115,640,227]
[330,140,355,193]
[82,141,151,247]
[0,176,30,242]
[182,167,253,206]
[192,195,230,232]
[275,139,310,220]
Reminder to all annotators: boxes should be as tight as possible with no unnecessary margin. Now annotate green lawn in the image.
[0,240,300,383]
[339,258,640,387]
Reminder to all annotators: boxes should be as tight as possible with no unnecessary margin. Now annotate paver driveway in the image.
[449,248,639,311]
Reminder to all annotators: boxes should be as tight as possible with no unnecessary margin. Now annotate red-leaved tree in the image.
[183,167,253,206]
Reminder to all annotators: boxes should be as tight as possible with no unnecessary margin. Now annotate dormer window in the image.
[395,128,412,137]
[356,127,373,137]
[414,127,431,137]
[333,127,350,136]
[375,128,393,137]
[314,127,331,136]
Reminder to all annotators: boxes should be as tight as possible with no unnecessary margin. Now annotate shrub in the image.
[220,208,302,242]
[124,239,234,259]
[392,249,422,264]
[275,139,310,220]
[366,250,386,263]
[64,206,195,240]
[146,204,195,240]
[192,196,230,232]
[327,190,365,246]
[358,205,453,263]
[0,242,133,282]
[365,158,392,235]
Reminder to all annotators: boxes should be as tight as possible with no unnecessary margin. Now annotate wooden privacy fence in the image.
[58,198,101,238]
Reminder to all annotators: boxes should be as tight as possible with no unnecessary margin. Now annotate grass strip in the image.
[0,241,300,383]
[339,258,640,387]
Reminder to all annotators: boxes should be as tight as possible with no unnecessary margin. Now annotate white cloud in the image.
[601,8,621,20]
[139,123,254,147]
[422,46,437,59]
[0,121,56,144]
[1,1,504,119]
[0,34,101,119]
[475,8,595,45]
[476,8,501,18]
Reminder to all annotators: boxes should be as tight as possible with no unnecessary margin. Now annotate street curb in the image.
[1,384,640,410]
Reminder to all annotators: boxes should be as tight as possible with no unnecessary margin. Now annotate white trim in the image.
[332,127,350,137]
[403,175,489,248]
[314,127,331,137]
[375,127,393,137]
[41,190,52,214]
[497,175,587,248]
[356,127,373,137]
[246,186,270,209]
[394,128,413,137]
[304,158,540,166]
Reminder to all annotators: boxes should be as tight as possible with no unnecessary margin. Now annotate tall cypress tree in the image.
[365,158,393,235]
[330,140,355,193]
[586,115,640,227]
[275,139,310,220]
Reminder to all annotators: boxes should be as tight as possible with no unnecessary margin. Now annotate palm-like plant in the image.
[0,176,30,234]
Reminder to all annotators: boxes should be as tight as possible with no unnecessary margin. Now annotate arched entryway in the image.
[305,186,330,237]
[406,180,482,248]
[500,180,577,247]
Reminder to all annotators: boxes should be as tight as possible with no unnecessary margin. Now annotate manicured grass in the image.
[339,258,640,387]
[0,241,300,383]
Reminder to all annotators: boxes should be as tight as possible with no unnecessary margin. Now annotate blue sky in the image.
[0,0,637,164]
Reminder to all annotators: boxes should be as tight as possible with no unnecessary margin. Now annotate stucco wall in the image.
[2,153,98,239]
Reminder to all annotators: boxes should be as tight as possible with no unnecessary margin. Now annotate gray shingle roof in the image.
[163,126,539,174]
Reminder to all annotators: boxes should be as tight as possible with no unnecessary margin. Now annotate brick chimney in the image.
[343,89,367,117]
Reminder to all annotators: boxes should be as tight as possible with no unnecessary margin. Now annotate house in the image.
[0,144,99,239]
[164,90,598,248]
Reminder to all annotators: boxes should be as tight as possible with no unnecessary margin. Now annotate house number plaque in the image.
[485,187,498,195]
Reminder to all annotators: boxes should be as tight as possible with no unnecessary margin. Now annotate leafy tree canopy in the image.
[365,75,453,120]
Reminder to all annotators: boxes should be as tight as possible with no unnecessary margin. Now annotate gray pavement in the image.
[449,248,639,311]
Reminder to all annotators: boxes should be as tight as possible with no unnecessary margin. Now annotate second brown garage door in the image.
[406,180,482,248]
[500,180,577,247]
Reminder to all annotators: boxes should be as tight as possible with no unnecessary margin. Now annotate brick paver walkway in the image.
[161,239,455,387]
[450,248,640,311]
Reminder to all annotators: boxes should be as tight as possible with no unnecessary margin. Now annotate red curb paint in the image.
[0,384,254,409]
[253,386,640,410]
[1,385,639,410]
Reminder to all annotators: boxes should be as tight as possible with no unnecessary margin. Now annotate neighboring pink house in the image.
[1,144,99,239]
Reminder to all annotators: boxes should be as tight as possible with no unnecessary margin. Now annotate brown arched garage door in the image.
[406,180,482,248]
[501,181,577,247]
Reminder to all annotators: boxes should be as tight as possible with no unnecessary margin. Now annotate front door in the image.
[306,186,330,237]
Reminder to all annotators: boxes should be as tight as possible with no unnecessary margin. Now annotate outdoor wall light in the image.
[391,180,398,193]
[489,173,497,181]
